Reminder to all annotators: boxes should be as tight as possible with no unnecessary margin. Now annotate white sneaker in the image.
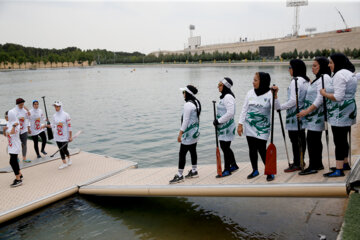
[67,159,72,166]
[58,163,68,169]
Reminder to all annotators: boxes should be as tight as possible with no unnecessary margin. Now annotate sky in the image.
[0,0,359,54]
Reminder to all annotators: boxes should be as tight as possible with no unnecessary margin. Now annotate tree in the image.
[298,51,303,59]
[303,50,309,59]
[292,48,298,59]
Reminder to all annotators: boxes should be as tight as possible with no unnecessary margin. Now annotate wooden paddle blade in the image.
[216,147,222,176]
[47,127,53,140]
[265,143,277,175]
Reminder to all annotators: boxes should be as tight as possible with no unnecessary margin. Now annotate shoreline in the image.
[1,60,360,72]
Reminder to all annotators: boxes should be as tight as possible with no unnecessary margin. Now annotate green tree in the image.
[303,50,309,59]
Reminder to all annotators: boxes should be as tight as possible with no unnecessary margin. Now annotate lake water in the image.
[0,64,359,239]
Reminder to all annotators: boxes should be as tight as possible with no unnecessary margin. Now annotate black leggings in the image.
[179,143,197,170]
[31,131,47,156]
[288,130,306,166]
[56,141,70,160]
[307,130,323,169]
[220,140,237,171]
[246,136,267,171]
[9,154,20,175]
[331,126,350,160]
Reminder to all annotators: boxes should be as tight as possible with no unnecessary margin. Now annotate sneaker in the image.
[23,159,31,163]
[10,179,22,187]
[247,170,259,179]
[185,170,198,179]
[284,164,302,173]
[41,150,47,155]
[20,174,23,180]
[230,165,239,173]
[331,163,351,172]
[323,169,345,177]
[266,174,275,182]
[216,170,231,178]
[169,174,184,184]
[58,163,68,170]
[67,159,72,166]
[299,168,318,175]
[37,155,42,159]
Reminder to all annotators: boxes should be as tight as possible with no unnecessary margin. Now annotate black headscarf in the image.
[313,57,331,83]
[220,77,235,99]
[184,85,201,119]
[330,53,355,75]
[255,72,271,96]
[290,59,310,82]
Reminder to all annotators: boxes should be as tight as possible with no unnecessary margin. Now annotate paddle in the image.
[349,127,352,167]
[321,74,332,171]
[278,109,291,168]
[41,96,54,140]
[265,85,277,175]
[212,101,222,177]
[294,77,305,171]
[50,130,82,157]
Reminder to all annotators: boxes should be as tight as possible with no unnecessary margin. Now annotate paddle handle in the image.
[212,101,219,148]
[271,84,275,144]
[41,96,54,140]
[294,77,304,170]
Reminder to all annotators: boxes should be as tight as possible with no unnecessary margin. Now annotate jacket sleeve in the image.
[238,92,249,124]
[218,95,235,124]
[279,79,296,110]
[333,72,347,102]
[180,102,193,132]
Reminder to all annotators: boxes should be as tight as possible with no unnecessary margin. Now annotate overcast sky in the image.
[0,0,359,54]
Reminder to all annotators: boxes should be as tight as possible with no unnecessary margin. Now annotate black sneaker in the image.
[299,168,318,175]
[266,174,275,182]
[37,155,42,159]
[41,150,47,155]
[20,174,23,179]
[10,179,22,187]
[185,170,199,179]
[169,175,184,184]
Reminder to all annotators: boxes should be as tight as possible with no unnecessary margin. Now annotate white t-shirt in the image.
[51,110,72,142]
[29,108,46,136]
[6,121,21,154]
[13,106,30,135]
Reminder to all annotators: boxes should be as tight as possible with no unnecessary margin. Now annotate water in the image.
[1,64,359,239]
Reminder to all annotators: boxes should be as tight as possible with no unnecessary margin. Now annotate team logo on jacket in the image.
[19,117,24,130]
[35,118,41,130]
[7,135,12,147]
[57,122,63,136]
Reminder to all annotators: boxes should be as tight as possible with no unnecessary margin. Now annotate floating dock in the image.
[0,137,360,225]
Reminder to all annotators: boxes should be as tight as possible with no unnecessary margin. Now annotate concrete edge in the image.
[79,182,347,198]
[0,186,78,225]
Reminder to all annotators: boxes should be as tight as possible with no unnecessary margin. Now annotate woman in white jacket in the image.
[29,100,48,158]
[238,72,274,181]
[51,101,72,169]
[297,57,331,175]
[273,59,310,172]
[170,85,201,184]
[6,109,23,187]
[320,53,357,177]
[213,77,238,177]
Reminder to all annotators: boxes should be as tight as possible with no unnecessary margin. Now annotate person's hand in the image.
[27,111,31,116]
[28,129,32,134]
[177,134,182,143]
[271,85,279,98]
[320,89,326,97]
[297,109,308,118]
[13,122,19,127]
[213,119,220,126]
[69,136,73,142]
[237,124,243,136]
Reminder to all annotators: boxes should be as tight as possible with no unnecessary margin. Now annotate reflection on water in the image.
[0,195,345,240]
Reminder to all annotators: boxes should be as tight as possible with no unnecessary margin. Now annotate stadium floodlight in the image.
[286,0,308,37]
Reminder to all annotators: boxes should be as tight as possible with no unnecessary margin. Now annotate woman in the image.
[297,57,331,175]
[238,72,274,181]
[13,98,31,163]
[273,59,310,172]
[29,100,48,158]
[320,53,357,177]
[170,85,201,184]
[51,101,72,169]
[6,109,23,187]
[213,77,238,177]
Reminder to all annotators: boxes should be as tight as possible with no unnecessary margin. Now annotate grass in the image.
[342,192,360,239]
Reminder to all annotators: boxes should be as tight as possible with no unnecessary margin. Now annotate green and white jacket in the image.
[239,89,272,141]
[180,101,200,145]
[325,69,357,127]
[275,77,309,131]
[217,94,236,142]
